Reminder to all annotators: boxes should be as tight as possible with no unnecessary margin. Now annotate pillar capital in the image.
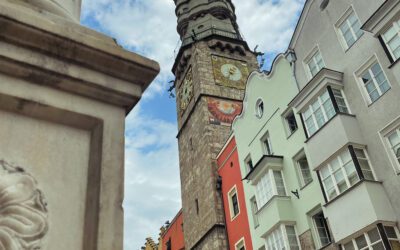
[10,0,82,22]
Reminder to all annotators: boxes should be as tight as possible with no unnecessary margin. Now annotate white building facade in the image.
[288,0,400,249]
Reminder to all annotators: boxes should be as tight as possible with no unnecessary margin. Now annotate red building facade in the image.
[217,135,253,250]
[162,209,185,250]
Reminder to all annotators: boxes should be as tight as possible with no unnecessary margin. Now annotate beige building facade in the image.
[0,1,159,249]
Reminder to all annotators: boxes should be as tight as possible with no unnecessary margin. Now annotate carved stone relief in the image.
[0,160,48,250]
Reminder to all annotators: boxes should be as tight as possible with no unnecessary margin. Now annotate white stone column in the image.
[11,0,82,22]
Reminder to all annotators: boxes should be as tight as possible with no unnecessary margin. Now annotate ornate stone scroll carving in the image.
[0,160,48,250]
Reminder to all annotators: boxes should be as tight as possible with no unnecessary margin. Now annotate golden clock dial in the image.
[221,64,242,81]
[212,55,249,90]
[179,68,194,115]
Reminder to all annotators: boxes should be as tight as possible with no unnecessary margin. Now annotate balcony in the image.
[243,155,284,184]
[324,181,397,243]
[306,113,365,170]
[255,196,295,238]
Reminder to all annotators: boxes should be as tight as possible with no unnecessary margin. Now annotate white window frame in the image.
[293,150,313,187]
[342,225,400,250]
[244,155,253,174]
[335,6,363,50]
[332,88,351,114]
[319,147,376,201]
[387,128,400,167]
[235,237,246,250]
[261,131,273,155]
[255,98,265,119]
[311,211,331,248]
[301,89,337,137]
[381,18,400,61]
[228,185,240,221]
[282,109,298,137]
[254,170,287,208]
[354,55,391,105]
[303,46,325,79]
[379,116,400,174]
[265,224,301,250]
[250,196,259,228]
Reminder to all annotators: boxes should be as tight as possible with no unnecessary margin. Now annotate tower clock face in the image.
[179,68,194,115]
[212,55,249,89]
[221,64,242,81]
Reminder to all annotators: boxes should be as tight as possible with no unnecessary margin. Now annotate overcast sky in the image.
[80,0,305,249]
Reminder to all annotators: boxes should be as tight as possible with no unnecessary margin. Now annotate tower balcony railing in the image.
[181,28,241,47]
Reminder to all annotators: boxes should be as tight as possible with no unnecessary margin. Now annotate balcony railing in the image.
[181,27,241,47]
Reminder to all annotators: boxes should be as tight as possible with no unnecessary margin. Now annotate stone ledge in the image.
[0,2,160,114]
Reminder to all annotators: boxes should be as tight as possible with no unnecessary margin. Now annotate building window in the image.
[245,156,254,173]
[296,154,313,187]
[265,224,300,250]
[387,127,400,168]
[228,186,240,220]
[313,212,331,248]
[358,61,390,104]
[382,19,400,62]
[301,88,349,137]
[261,132,273,155]
[305,48,325,78]
[285,111,298,135]
[332,88,349,113]
[319,147,375,201]
[343,225,400,250]
[255,170,286,208]
[336,9,363,50]
[256,98,264,118]
[250,196,259,228]
[385,225,400,248]
[235,238,246,250]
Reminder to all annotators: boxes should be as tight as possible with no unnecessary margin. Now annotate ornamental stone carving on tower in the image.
[0,160,48,250]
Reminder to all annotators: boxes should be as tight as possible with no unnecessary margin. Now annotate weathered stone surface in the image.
[0,1,159,250]
[175,38,258,249]
[299,230,316,250]
[0,160,48,250]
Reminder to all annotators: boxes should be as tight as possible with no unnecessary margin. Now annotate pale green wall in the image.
[232,55,326,249]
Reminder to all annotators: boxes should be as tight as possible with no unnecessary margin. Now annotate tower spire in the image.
[174,0,242,47]
[172,1,258,249]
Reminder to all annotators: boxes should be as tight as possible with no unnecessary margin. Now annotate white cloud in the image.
[81,0,305,249]
[124,104,181,250]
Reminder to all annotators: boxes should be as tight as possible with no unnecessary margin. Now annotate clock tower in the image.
[172,0,258,249]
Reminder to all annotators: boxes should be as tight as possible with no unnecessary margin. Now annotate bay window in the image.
[387,127,400,167]
[301,87,349,137]
[319,146,375,201]
[255,170,286,208]
[381,18,400,62]
[342,225,400,250]
[265,224,300,250]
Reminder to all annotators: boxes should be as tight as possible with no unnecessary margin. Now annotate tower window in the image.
[195,199,199,215]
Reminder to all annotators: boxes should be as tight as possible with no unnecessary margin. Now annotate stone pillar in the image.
[8,0,82,21]
[0,1,159,250]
